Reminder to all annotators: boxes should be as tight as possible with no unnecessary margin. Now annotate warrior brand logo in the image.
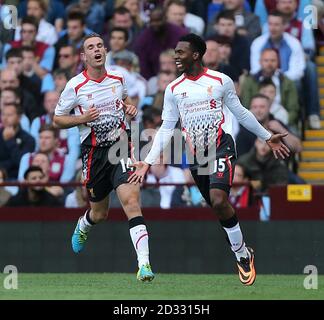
[207,85,213,96]
[209,99,216,109]
[87,94,93,100]
[112,86,116,94]
[181,92,188,98]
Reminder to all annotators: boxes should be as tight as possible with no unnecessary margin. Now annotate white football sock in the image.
[79,210,93,233]
[223,223,249,261]
[129,224,150,268]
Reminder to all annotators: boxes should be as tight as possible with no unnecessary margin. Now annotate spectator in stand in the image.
[0,88,31,133]
[236,94,302,156]
[18,124,76,183]
[151,71,177,111]
[65,170,88,208]
[314,0,324,53]
[0,103,35,179]
[251,11,320,129]
[0,168,12,207]
[5,165,61,207]
[254,0,311,29]
[52,68,70,93]
[237,137,288,192]
[203,36,240,83]
[208,10,250,75]
[17,0,66,34]
[115,0,145,40]
[207,0,261,42]
[111,6,143,49]
[134,6,188,80]
[207,0,252,27]
[165,0,205,36]
[54,11,91,71]
[240,48,299,129]
[67,0,105,35]
[30,91,80,160]
[2,16,55,78]
[106,27,129,65]
[112,50,147,107]
[14,0,58,46]
[6,47,42,105]
[106,27,140,71]
[229,163,253,209]
[264,0,315,55]
[0,68,42,122]
[258,79,289,126]
[142,71,177,110]
[31,152,64,198]
[147,49,177,96]
[57,45,79,77]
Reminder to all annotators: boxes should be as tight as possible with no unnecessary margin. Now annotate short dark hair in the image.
[259,78,276,89]
[24,165,43,180]
[21,15,39,30]
[109,27,129,42]
[67,10,86,25]
[2,102,23,115]
[0,87,21,100]
[251,93,271,103]
[268,10,285,22]
[81,33,104,53]
[166,0,186,9]
[179,33,207,59]
[53,68,71,80]
[21,46,35,55]
[113,6,131,16]
[5,48,22,61]
[39,124,59,138]
[215,10,235,23]
[59,44,78,56]
[206,34,232,46]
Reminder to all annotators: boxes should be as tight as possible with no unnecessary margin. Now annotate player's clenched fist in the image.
[83,105,100,124]
[123,103,137,119]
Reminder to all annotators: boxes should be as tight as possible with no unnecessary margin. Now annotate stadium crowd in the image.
[0,0,323,209]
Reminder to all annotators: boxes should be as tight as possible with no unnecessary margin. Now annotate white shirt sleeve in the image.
[121,74,129,100]
[55,81,77,116]
[144,120,178,165]
[284,33,306,81]
[161,85,180,121]
[222,75,272,141]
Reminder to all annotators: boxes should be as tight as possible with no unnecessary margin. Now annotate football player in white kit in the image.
[54,34,154,282]
[128,33,290,286]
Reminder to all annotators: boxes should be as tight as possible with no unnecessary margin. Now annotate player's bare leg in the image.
[71,196,109,253]
[116,183,154,282]
[210,188,256,285]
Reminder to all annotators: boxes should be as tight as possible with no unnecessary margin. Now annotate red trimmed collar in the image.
[82,69,107,83]
[184,67,207,81]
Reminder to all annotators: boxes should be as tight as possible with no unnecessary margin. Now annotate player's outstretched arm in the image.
[266,133,290,159]
[53,105,100,129]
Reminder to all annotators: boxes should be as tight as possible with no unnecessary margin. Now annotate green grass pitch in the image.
[0,273,323,300]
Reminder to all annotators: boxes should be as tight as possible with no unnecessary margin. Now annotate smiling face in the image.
[81,36,106,68]
[174,41,197,73]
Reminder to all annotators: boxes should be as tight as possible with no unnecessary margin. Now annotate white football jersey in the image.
[55,69,128,147]
[162,68,236,150]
